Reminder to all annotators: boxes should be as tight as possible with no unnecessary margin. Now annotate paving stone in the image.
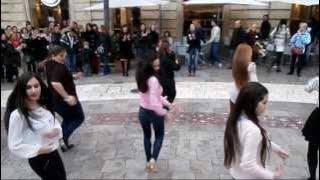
[171,170,196,179]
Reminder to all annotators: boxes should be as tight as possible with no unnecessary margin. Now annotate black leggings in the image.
[28,150,66,180]
[271,52,283,68]
[307,142,319,180]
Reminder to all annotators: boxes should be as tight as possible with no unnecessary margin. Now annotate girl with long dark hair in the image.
[158,39,180,103]
[136,51,175,172]
[224,82,289,179]
[268,19,290,72]
[4,72,66,180]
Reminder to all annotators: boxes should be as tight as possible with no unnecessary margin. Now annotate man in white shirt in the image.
[208,20,222,68]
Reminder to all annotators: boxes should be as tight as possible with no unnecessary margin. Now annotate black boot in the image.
[61,137,74,152]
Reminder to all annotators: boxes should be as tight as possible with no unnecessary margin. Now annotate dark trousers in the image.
[121,59,130,76]
[54,101,85,141]
[271,52,283,67]
[28,150,66,180]
[307,142,319,180]
[139,107,165,162]
[289,53,306,75]
[27,61,37,73]
[5,64,18,82]
[100,55,110,75]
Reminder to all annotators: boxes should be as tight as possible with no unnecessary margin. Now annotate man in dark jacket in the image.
[229,20,247,68]
[60,29,79,72]
[260,15,271,41]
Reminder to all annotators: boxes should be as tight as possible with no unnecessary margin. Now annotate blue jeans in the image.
[83,63,91,77]
[188,48,199,74]
[137,47,148,59]
[100,55,110,75]
[139,107,165,162]
[211,42,221,64]
[54,101,84,140]
[65,53,76,73]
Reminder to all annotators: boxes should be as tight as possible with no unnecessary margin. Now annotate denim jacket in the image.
[290,31,311,53]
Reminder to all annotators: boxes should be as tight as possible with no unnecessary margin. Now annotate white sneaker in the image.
[218,63,222,68]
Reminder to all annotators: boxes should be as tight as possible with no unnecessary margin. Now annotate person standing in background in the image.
[208,20,222,68]
[260,15,271,41]
[268,19,290,72]
[60,29,79,73]
[288,22,311,77]
[148,24,159,52]
[119,25,134,77]
[229,20,247,69]
[187,23,201,77]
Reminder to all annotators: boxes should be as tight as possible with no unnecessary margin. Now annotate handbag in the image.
[291,47,303,55]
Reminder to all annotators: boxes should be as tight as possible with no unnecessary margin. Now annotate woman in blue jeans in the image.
[187,23,201,76]
[136,51,175,172]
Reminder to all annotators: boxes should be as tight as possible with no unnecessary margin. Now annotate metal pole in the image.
[104,0,110,28]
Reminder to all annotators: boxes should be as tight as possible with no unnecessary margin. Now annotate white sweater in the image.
[229,62,258,103]
[8,107,62,159]
[229,115,283,179]
[305,76,319,107]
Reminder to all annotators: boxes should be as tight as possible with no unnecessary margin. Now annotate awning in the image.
[84,0,169,10]
[183,0,268,6]
[256,0,319,6]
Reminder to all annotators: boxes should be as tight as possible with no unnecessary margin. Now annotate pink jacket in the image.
[139,76,170,116]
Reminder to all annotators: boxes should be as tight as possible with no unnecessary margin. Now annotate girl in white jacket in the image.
[224,82,289,179]
[4,72,66,180]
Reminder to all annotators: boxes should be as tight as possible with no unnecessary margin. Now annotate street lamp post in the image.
[104,0,110,27]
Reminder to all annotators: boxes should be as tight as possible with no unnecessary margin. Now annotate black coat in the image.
[260,20,271,40]
[230,27,247,50]
[135,31,149,49]
[119,33,134,59]
[159,51,180,103]
[1,40,21,66]
[187,31,201,51]
[98,33,112,55]
[30,37,49,62]
[85,31,99,50]
[148,31,159,49]
[302,107,320,144]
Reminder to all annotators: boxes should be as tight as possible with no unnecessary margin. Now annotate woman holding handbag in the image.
[268,19,290,72]
[288,22,311,77]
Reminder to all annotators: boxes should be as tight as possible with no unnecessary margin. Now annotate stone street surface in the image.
[1,64,319,179]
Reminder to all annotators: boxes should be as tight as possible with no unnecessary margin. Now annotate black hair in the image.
[135,51,159,93]
[48,45,66,58]
[224,82,270,168]
[276,19,288,32]
[4,72,54,132]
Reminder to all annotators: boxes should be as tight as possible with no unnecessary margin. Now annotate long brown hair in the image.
[224,82,270,168]
[232,43,252,89]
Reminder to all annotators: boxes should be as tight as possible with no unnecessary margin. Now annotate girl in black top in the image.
[159,39,180,103]
[119,25,133,77]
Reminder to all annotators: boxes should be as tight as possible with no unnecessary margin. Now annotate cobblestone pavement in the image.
[1,99,316,179]
[1,61,318,179]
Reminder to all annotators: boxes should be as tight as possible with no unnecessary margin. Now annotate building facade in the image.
[1,0,319,41]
